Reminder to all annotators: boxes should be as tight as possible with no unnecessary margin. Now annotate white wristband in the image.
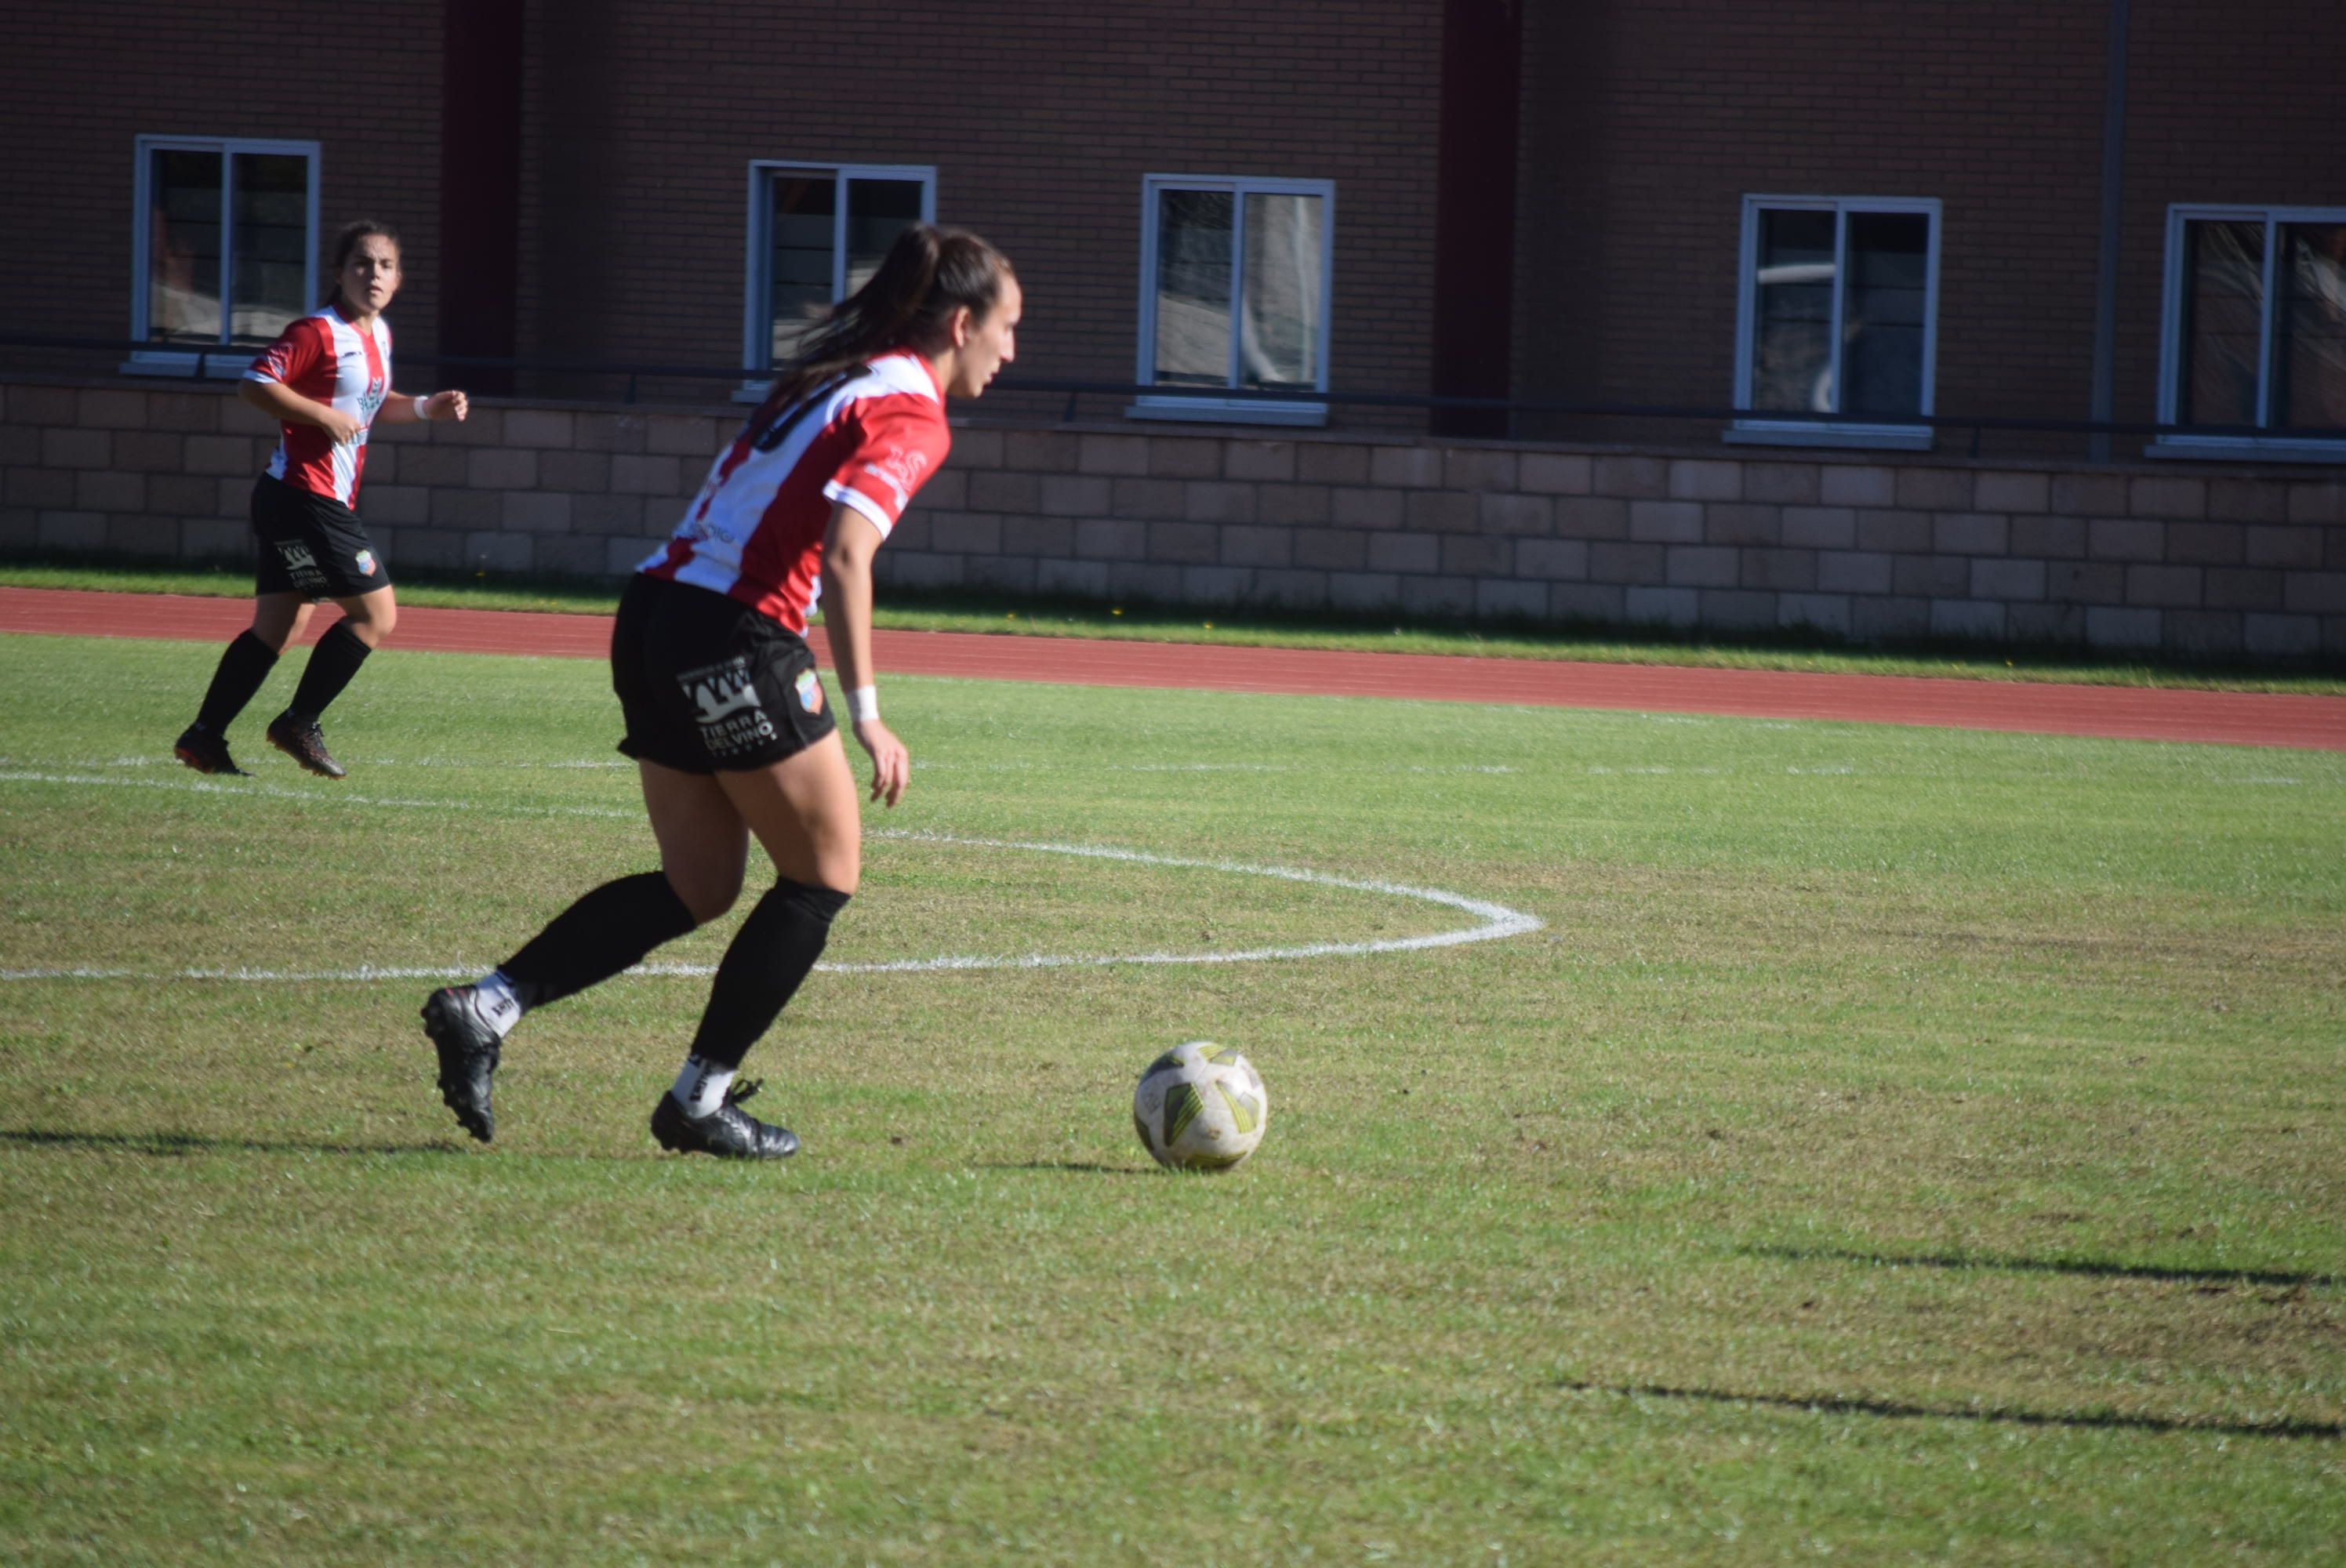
[846,685,879,724]
[413,394,433,422]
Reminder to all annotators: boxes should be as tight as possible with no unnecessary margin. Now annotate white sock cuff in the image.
[671,1055,737,1119]
[473,969,523,1037]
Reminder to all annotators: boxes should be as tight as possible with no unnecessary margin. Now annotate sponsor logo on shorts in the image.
[677,657,776,759]
[354,549,377,577]
[277,539,329,592]
[794,669,824,714]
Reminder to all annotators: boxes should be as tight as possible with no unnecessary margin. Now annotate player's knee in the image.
[666,865,742,925]
[811,837,860,898]
[253,608,308,654]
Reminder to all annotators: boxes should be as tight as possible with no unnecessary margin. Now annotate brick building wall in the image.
[8,2,2339,448]
[2115,3,2346,418]
[1,3,1440,418]
[512,0,1444,405]
[8,376,2341,659]
[1513,1,2346,446]
[0,1,445,358]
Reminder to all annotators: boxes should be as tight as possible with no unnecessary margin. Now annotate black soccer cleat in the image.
[422,985,503,1143]
[650,1079,798,1160]
[173,724,249,776]
[267,712,347,779]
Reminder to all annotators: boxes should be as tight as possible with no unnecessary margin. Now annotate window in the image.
[1134,174,1334,425]
[129,136,319,373]
[743,162,934,380]
[2157,206,2346,457]
[1730,196,1940,449]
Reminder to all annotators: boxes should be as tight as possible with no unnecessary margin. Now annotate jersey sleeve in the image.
[245,317,329,388]
[820,397,951,539]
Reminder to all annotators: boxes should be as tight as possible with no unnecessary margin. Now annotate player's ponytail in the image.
[768,223,1013,407]
[861,223,944,346]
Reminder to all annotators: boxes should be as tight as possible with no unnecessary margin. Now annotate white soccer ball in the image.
[1132,1040,1268,1172]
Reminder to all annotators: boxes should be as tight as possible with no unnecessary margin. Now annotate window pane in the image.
[1153,189,1234,387]
[1237,193,1324,390]
[2180,220,2265,428]
[2275,223,2346,435]
[767,173,837,366]
[148,148,222,343]
[844,178,924,299]
[231,153,308,345]
[1749,209,1836,412]
[1841,212,1928,418]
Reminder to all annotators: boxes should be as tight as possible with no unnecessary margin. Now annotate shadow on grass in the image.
[1746,1244,2336,1290]
[1560,1381,2344,1440]
[2,1127,458,1158]
[985,1160,1150,1177]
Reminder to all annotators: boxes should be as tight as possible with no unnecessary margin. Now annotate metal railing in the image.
[4,332,2326,460]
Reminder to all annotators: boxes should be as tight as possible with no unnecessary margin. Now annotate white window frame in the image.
[2153,203,2346,462]
[127,134,321,378]
[1131,172,1335,427]
[739,160,935,397]
[1729,194,1941,452]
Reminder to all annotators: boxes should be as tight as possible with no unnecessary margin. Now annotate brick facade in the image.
[513,1,1442,408]
[8,377,2340,659]
[1514,2,2346,446]
[4,5,2339,659]
[14,4,2335,440]
[0,1,445,358]
[2,2,1441,417]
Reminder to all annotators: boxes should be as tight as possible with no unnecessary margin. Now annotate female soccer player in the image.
[173,219,469,779]
[423,223,1019,1159]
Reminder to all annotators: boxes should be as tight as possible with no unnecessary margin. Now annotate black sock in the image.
[500,871,698,1011]
[688,879,852,1069]
[284,620,372,722]
[193,630,279,733]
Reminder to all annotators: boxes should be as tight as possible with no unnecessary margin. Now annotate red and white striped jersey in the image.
[638,351,950,633]
[242,305,392,508]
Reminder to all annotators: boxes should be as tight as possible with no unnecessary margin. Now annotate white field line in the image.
[93,755,635,771]
[0,775,1545,984]
[0,768,641,819]
[64,755,1519,777]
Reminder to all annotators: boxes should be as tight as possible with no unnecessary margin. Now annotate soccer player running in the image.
[422,223,1020,1160]
[174,219,469,779]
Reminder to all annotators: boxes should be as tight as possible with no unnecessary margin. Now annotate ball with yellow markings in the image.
[1132,1040,1268,1172]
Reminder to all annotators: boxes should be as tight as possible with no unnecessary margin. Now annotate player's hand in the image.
[853,717,908,808]
[317,406,364,445]
[428,390,470,423]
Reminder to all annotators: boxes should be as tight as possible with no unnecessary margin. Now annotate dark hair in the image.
[328,220,401,309]
[770,223,1012,406]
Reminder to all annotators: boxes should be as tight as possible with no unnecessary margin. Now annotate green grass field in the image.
[2,630,2342,1565]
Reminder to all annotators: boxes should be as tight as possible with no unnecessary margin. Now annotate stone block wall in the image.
[5,378,2343,659]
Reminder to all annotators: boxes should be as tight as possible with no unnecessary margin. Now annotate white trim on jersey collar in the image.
[862,349,943,404]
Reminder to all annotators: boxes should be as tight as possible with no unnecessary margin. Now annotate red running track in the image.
[4,585,2342,750]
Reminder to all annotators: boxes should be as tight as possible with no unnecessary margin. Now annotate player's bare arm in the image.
[379,389,471,424]
[819,500,909,808]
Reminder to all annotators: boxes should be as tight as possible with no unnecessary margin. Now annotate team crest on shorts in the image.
[794,669,824,714]
[354,549,377,577]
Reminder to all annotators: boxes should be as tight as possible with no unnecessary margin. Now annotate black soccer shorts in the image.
[249,474,391,600]
[611,573,838,775]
